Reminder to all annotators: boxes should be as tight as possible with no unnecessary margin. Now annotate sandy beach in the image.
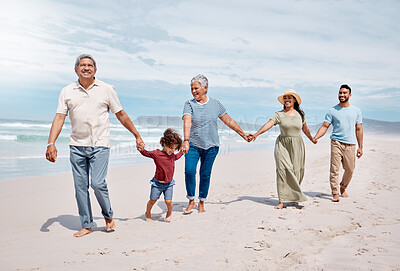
[0,136,399,271]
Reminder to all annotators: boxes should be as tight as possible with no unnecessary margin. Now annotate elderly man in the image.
[314,84,363,202]
[46,54,144,237]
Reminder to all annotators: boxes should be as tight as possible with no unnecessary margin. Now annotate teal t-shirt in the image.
[324,104,362,144]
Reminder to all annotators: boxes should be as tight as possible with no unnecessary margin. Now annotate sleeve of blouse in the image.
[270,112,280,125]
[182,100,193,118]
[217,100,227,117]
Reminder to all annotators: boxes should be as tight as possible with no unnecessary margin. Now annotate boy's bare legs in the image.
[146,199,157,221]
[198,200,205,212]
[164,200,173,222]
[73,228,93,237]
[184,199,195,214]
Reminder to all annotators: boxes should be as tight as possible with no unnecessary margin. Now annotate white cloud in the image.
[0,0,399,120]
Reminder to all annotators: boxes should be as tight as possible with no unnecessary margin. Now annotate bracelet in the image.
[184,139,189,142]
[47,143,55,148]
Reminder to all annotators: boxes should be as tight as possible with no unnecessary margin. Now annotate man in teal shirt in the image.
[314,84,363,202]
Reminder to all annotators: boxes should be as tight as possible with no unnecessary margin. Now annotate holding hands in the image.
[247,133,257,142]
[136,137,145,152]
[182,140,189,154]
[242,133,252,142]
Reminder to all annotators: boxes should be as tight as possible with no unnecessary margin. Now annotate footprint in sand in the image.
[355,248,368,256]
[376,247,387,253]
[245,240,272,251]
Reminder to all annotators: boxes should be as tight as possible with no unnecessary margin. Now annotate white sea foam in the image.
[0,122,52,129]
[0,135,17,141]
[0,154,69,159]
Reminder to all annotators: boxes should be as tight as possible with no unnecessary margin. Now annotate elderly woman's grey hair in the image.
[191,74,208,89]
[75,54,97,69]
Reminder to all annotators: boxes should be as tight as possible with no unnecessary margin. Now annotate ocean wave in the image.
[0,154,69,159]
[0,134,69,143]
[109,123,124,128]
[0,122,52,129]
[0,135,18,141]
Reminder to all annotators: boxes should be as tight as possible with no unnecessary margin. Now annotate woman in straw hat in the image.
[250,89,316,209]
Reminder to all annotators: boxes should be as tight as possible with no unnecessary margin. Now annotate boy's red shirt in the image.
[140,149,183,182]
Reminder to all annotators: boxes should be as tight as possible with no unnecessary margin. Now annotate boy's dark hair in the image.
[160,128,182,150]
[340,84,351,93]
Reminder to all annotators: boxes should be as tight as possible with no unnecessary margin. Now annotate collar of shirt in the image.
[194,96,209,105]
[74,78,101,92]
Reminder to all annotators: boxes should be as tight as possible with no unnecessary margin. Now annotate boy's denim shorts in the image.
[149,177,175,200]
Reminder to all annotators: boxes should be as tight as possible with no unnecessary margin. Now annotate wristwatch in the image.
[184,139,189,142]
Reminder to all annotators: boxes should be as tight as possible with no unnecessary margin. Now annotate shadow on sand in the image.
[132,192,330,222]
[40,215,129,232]
[304,191,332,201]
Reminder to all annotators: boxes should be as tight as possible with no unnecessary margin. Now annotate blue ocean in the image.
[0,118,277,181]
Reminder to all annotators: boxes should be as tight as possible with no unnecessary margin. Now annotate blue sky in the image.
[0,0,399,125]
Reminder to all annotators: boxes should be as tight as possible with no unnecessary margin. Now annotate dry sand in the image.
[0,136,399,271]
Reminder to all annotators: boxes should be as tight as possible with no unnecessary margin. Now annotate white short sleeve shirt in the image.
[56,79,123,147]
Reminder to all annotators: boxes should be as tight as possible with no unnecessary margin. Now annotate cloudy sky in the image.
[0,0,399,124]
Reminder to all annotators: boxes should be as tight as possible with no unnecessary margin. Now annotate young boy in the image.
[139,128,183,222]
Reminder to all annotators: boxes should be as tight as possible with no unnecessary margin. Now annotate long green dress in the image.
[271,111,308,203]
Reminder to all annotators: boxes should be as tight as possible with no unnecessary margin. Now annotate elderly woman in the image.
[181,74,250,213]
[251,89,316,209]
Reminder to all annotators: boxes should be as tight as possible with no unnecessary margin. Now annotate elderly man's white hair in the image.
[190,74,208,89]
[75,54,97,69]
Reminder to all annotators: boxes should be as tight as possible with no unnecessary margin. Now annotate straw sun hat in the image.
[277,89,302,105]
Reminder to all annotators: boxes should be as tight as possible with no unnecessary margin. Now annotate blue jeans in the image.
[70,146,113,228]
[149,178,175,200]
[185,143,219,201]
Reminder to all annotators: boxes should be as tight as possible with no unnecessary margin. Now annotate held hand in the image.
[243,133,252,142]
[312,137,318,144]
[356,148,363,159]
[46,145,58,163]
[136,138,145,152]
[249,134,258,142]
[182,141,189,154]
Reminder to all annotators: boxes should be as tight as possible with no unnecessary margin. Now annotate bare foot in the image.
[332,194,340,202]
[198,201,206,213]
[73,228,93,237]
[184,200,195,214]
[104,217,115,232]
[274,202,284,209]
[340,188,349,197]
[164,216,171,223]
[145,211,152,222]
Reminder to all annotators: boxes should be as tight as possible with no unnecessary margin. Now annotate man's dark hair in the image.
[340,84,351,93]
[160,128,182,150]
